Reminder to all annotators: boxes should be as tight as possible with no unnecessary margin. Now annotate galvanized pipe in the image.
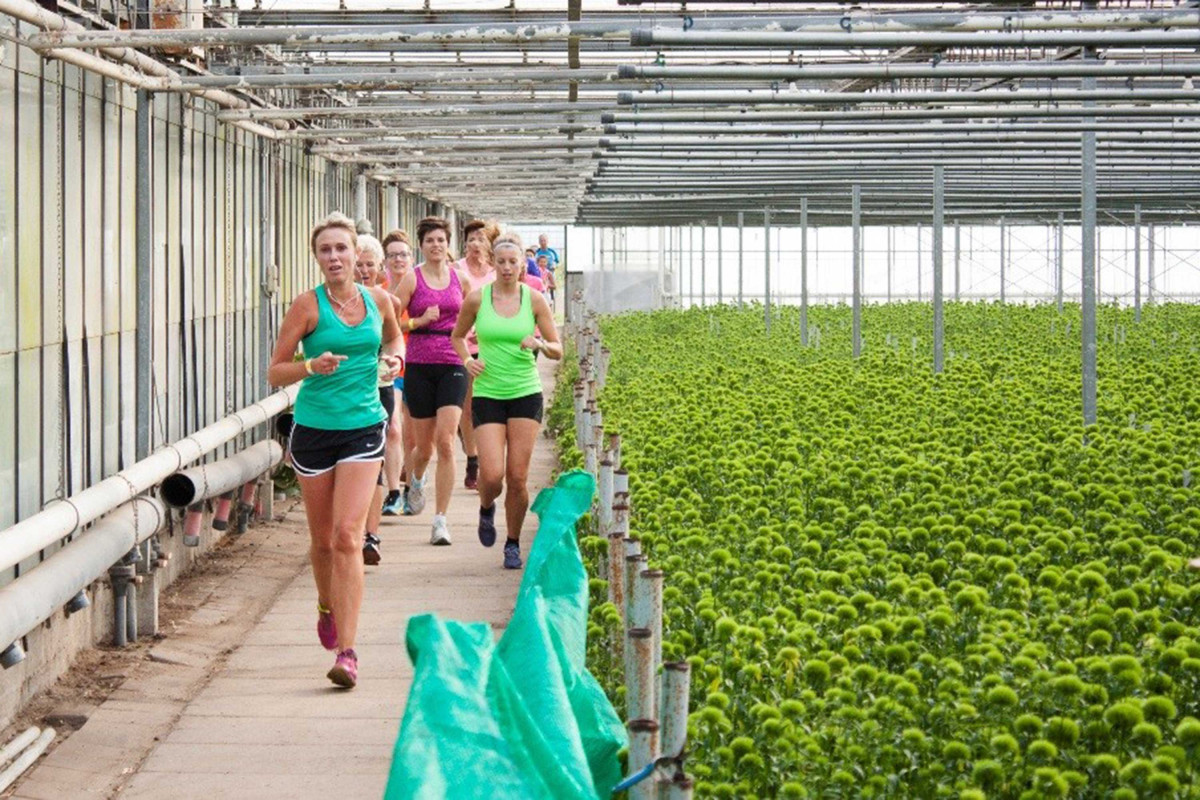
[626,719,659,800]
[608,104,1200,123]
[659,662,691,760]
[1134,204,1142,322]
[1000,216,1007,303]
[625,629,655,722]
[631,27,1200,50]
[219,103,610,121]
[736,211,744,308]
[763,209,771,333]
[621,60,1200,82]
[598,459,614,534]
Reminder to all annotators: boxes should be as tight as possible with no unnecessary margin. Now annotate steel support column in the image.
[800,198,809,347]
[1056,212,1065,312]
[717,217,724,305]
[886,226,893,303]
[1148,224,1155,302]
[258,145,274,400]
[954,221,961,301]
[933,166,945,374]
[1000,216,1007,303]
[1134,204,1142,322]
[737,211,744,308]
[1081,41,1099,427]
[700,224,707,307]
[763,209,771,333]
[135,87,152,459]
[852,185,862,358]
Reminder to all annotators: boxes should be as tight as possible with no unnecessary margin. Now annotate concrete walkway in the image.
[9,358,559,800]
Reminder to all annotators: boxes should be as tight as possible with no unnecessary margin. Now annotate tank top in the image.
[457,259,496,355]
[406,267,463,366]
[473,284,543,401]
[294,284,386,430]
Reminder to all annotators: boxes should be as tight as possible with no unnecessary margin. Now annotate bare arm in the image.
[451,291,483,376]
[528,291,563,361]
[370,287,405,378]
[267,293,318,387]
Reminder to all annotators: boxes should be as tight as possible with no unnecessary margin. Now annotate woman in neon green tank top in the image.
[267,213,404,689]
[451,233,562,570]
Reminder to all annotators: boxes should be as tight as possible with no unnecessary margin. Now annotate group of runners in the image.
[268,213,562,688]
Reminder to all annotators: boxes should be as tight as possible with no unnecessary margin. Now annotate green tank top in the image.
[293,284,387,430]
[473,284,543,401]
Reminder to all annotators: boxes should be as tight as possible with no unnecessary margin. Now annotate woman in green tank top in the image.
[267,213,404,689]
[451,233,562,570]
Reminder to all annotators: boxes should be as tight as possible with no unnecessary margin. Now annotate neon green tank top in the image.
[473,284,543,401]
[293,284,386,430]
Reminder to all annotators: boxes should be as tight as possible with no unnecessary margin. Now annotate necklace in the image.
[325,284,359,314]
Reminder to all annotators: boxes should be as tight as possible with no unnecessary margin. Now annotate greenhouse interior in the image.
[1,1,1200,798]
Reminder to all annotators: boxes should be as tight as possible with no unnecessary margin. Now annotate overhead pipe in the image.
[0,497,165,661]
[0,384,298,574]
[604,121,1200,135]
[620,60,1200,82]
[30,7,1200,50]
[604,105,1200,122]
[218,103,610,121]
[618,87,1200,106]
[630,28,1200,49]
[0,0,285,139]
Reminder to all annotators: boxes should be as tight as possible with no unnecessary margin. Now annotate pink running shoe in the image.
[327,649,358,689]
[317,603,338,651]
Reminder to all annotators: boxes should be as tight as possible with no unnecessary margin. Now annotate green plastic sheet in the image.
[385,470,627,800]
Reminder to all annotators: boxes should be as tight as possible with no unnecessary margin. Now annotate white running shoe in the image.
[408,475,427,516]
[430,515,452,546]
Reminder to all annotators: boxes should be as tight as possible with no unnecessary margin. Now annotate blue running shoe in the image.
[503,539,522,570]
[478,504,497,548]
[381,490,403,516]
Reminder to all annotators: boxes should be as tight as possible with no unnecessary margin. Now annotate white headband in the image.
[493,241,523,254]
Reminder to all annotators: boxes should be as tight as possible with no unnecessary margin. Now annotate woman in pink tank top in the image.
[393,217,473,546]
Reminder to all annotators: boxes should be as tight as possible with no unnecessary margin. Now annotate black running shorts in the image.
[404,363,468,419]
[472,392,544,427]
[290,421,386,478]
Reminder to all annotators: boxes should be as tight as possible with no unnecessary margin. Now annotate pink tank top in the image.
[407,266,463,365]
[457,259,497,355]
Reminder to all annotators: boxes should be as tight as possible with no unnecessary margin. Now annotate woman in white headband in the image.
[450,233,562,569]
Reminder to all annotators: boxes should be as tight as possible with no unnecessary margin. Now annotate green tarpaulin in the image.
[385,470,626,800]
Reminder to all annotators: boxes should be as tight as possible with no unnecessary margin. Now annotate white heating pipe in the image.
[0,727,40,769]
[0,384,298,573]
[0,727,55,793]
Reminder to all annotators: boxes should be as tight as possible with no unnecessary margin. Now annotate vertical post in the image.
[687,225,694,307]
[763,209,771,333]
[999,216,1007,303]
[852,185,862,358]
[135,86,152,458]
[659,662,691,760]
[598,458,614,534]
[886,225,893,303]
[1056,211,1065,313]
[954,221,961,301]
[385,184,400,231]
[354,173,370,234]
[737,211,745,308]
[627,720,660,800]
[1081,40,1099,427]
[1148,223,1155,303]
[933,166,945,374]
[800,198,809,347]
[699,223,707,307]
[916,222,923,301]
[258,144,274,400]
[1134,204,1142,323]
[717,217,724,305]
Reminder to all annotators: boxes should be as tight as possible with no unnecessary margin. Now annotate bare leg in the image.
[366,482,383,535]
[384,398,403,493]
[409,415,438,486]
[503,418,541,541]
[460,375,478,460]
[327,460,380,650]
[401,401,415,486]
[298,470,337,608]
[433,404,464,514]
[475,423,508,511]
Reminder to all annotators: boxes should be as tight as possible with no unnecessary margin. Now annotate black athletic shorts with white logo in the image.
[289,421,386,478]
[403,362,468,419]
[472,392,544,427]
